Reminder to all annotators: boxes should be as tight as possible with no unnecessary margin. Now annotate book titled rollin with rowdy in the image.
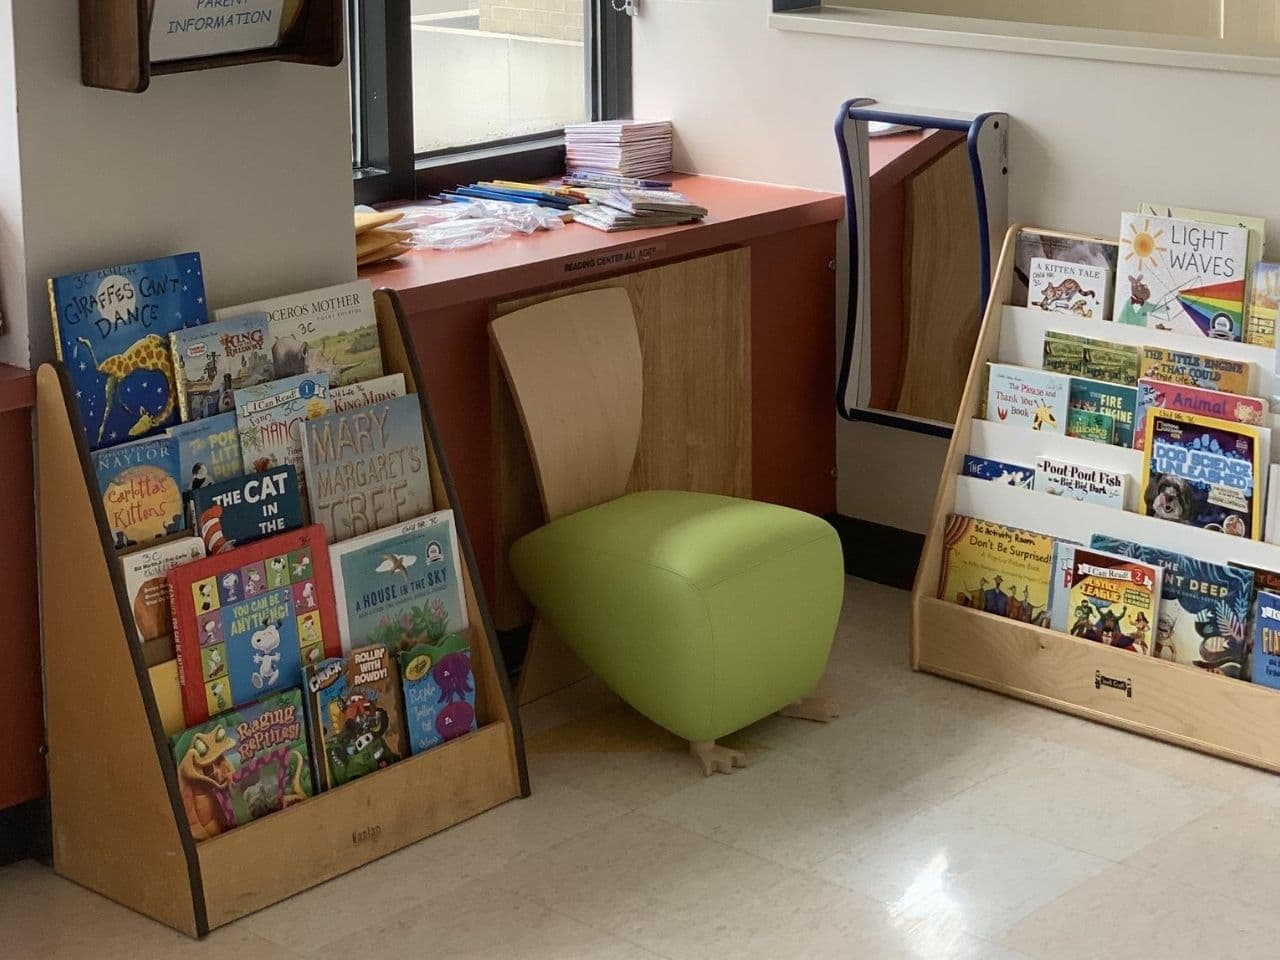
[984,364,1070,433]
[937,515,1054,626]
[170,313,274,421]
[1138,345,1251,395]
[168,525,342,725]
[168,412,245,494]
[1092,535,1253,678]
[92,436,185,549]
[1042,331,1139,385]
[121,535,206,667]
[51,252,207,449]
[1048,546,1161,655]
[1133,379,1266,452]
[1142,408,1262,539]
[190,466,304,554]
[234,372,331,477]
[1068,377,1138,447]
[170,688,314,841]
[400,632,478,755]
[960,455,1034,488]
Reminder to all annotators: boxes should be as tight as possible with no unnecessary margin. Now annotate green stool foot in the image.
[779,696,840,723]
[690,740,746,777]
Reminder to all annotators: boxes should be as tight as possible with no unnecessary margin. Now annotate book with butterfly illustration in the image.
[50,253,207,450]
[329,511,468,657]
[170,313,275,421]
[983,364,1070,433]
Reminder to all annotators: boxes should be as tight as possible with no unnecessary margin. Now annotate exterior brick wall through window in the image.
[477,0,585,42]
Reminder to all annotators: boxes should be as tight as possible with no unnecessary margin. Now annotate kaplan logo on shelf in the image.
[1094,670,1133,698]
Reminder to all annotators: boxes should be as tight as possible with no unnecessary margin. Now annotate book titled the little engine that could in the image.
[938,515,1054,626]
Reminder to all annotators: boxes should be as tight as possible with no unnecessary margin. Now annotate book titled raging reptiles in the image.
[50,253,208,450]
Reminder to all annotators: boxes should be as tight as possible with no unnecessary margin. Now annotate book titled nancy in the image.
[984,364,1069,433]
[235,373,332,477]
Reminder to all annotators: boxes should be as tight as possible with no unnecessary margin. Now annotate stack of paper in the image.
[564,120,673,179]
[572,187,708,233]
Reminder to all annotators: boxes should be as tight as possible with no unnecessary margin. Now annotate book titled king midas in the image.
[937,515,1054,627]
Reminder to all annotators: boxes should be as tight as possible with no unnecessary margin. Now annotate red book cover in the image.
[167,524,342,726]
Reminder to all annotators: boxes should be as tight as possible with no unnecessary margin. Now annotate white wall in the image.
[633,0,1280,532]
[0,0,357,367]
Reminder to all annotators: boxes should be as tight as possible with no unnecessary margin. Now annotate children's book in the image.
[1142,408,1262,539]
[170,313,274,421]
[960,455,1034,488]
[216,280,383,387]
[170,688,313,841]
[1133,378,1266,452]
[1247,261,1280,348]
[1013,231,1117,307]
[121,536,206,667]
[1066,408,1114,444]
[168,412,245,494]
[168,525,342,725]
[984,364,1070,433]
[92,436,185,549]
[329,511,468,656]
[1251,590,1280,690]
[1092,535,1253,678]
[1138,345,1251,395]
[50,253,206,449]
[1048,546,1160,655]
[1068,377,1138,447]
[234,372,331,478]
[1027,258,1108,320]
[303,644,406,791]
[1139,202,1264,307]
[1229,562,1280,677]
[1035,457,1127,509]
[1042,331,1139,385]
[1113,212,1248,339]
[400,632,477,756]
[937,515,1054,626]
[301,394,433,543]
[190,466,304,554]
[1046,540,1080,633]
[330,373,407,413]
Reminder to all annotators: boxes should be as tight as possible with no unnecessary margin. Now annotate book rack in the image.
[911,224,1280,774]
[36,288,528,937]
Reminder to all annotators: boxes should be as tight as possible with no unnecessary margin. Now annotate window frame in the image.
[351,0,632,206]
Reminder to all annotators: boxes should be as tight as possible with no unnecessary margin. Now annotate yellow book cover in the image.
[937,515,1055,626]
[1138,346,1251,395]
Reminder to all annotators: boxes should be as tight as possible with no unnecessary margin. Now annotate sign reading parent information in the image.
[150,0,287,62]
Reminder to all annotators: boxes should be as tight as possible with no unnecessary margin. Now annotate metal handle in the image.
[611,0,640,15]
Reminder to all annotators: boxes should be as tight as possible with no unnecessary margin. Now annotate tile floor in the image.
[4,576,1279,959]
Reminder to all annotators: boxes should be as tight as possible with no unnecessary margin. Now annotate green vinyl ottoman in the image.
[510,490,844,766]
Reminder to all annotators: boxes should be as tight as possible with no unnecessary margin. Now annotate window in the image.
[351,0,632,205]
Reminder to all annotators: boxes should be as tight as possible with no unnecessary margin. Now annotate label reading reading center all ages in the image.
[150,0,286,63]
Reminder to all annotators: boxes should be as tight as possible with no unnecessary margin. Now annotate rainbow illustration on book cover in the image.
[50,253,207,450]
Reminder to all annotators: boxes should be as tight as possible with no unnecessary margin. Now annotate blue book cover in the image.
[301,393,433,544]
[1090,535,1253,678]
[1252,591,1280,690]
[50,253,207,450]
[1068,377,1138,447]
[170,312,274,421]
[91,436,185,549]
[400,635,477,755]
[190,466,303,554]
[169,412,244,493]
[329,511,468,656]
[961,455,1034,488]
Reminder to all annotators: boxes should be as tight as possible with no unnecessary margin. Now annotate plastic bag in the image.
[356,198,564,251]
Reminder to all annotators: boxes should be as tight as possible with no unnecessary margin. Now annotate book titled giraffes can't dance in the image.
[50,253,208,450]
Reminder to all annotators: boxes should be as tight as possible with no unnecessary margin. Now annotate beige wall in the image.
[478,0,584,41]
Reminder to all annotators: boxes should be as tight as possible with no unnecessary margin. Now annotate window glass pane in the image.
[411,0,588,154]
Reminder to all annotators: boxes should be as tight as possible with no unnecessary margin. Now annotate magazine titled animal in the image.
[303,644,405,791]
[170,313,275,421]
[1048,545,1161,655]
[1133,379,1266,452]
[984,364,1070,433]
[960,455,1034,488]
[937,515,1054,626]
[1027,258,1108,319]
[1092,536,1253,678]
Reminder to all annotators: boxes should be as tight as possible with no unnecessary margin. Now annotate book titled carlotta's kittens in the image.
[92,436,185,549]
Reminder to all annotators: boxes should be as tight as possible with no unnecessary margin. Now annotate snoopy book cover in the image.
[91,436,185,549]
[168,524,342,726]
[301,393,433,544]
[984,364,1070,433]
[1112,212,1247,340]
[234,372,331,477]
[329,511,468,657]
[1138,345,1252,395]
[216,279,383,387]
[50,253,207,450]
[1091,535,1253,678]
[1133,379,1266,452]
[170,312,275,421]
[937,515,1054,626]
[1050,547,1161,655]
[400,632,478,756]
[190,466,304,554]
[171,688,313,842]
[303,644,405,791]
[169,412,245,493]
[1141,408,1261,539]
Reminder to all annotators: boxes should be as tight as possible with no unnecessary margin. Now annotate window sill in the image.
[769,5,1280,76]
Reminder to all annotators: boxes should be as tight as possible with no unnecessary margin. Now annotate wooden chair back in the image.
[489,287,643,520]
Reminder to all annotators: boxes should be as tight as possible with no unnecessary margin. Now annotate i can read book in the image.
[216,280,383,387]
[1092,535,1253,678]
[168,412,244,494]
[1113,213,1247,340]
[984,364,1070,433]
[1138,346,1251,394]
[170,688,313,842]
[1133,379,1266,452]
[234,372,331,477]
[1042,331,1139,385]
[303,644,405,791]
[1142,408,1262,539]
[170,313,274,421]
[1056,547,1161,655]
[92,436,185,549]
[167,525,342,725]
[937,515,1054,626]
[1068,377,1138,446]
[400,632,478,756]
[51,253,207,450]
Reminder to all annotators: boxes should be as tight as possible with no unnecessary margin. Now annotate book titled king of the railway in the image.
[50,253,207,450]
[170,313,274,421]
